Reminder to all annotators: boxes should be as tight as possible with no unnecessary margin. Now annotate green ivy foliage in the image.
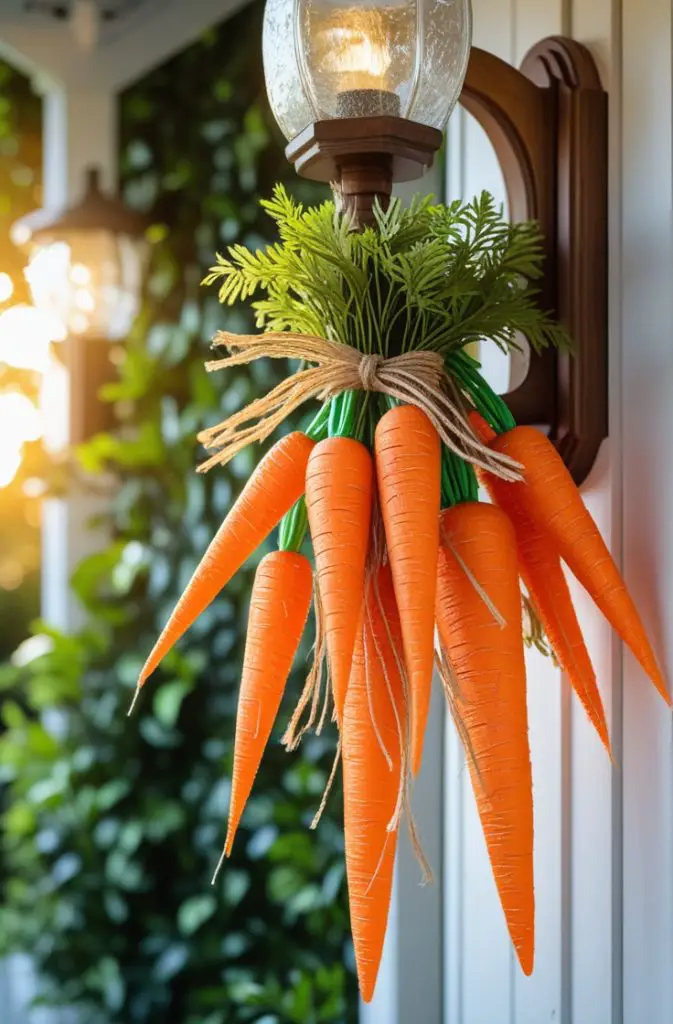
[0,5,356,1022]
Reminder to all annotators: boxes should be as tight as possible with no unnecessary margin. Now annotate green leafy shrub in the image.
[0,5,356,1021]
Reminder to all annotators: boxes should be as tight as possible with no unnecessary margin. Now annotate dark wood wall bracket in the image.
[287,37,608,485]
[462,38,608,484]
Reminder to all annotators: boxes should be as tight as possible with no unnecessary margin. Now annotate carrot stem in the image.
[447,349,515,435]
[278,401,333,553]
[278,497,309,554]
[328,389,359,439]
[441,446,478,508]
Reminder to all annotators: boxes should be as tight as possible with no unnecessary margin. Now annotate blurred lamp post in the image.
[12,166,148,443]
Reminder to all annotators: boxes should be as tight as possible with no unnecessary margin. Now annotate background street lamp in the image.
[12,165,149,441]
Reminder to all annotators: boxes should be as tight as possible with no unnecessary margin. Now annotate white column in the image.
[38,85,118,631]
[40,87,118,204]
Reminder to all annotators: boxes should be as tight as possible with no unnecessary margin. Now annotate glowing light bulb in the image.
[325,22,393,88]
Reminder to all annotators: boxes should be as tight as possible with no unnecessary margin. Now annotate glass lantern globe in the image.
[263,0,473,140]
[12,168,148,344]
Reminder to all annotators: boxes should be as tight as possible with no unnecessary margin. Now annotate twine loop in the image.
[197,330,522,482]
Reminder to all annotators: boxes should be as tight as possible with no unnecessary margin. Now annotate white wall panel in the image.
[620,0,673,1020]
[443,2,623,1022]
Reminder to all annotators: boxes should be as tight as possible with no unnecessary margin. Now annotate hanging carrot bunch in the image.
[132,186,669,1001]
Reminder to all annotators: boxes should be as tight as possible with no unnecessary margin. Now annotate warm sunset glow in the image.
[0,559,25,592]
[0,392,44,445]
[0,392,44,490]
[71,263,91,286]
[0,273,14,304]
[0,448,22,489]
[39,354,69,453]
[24,242,73,331]
[0,303,66,372]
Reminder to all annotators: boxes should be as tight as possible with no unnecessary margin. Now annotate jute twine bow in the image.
[198,331,522,481]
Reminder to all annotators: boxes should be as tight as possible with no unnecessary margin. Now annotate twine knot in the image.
[199,330,523,483]
[358,353,383,391]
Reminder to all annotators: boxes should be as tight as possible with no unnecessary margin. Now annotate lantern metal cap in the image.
[13,166,149,248]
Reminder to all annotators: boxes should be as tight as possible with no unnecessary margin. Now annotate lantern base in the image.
[335,89,401,119]
[337,153,394,228]
[286,116,443,227]
[67,335,118,444]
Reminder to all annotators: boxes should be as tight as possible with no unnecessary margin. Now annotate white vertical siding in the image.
[620,0,673,1020]
[438,0,672,1021]
[443,0,673,1021]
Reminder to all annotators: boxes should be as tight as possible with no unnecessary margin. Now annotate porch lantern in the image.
[11,166,149,441]
[263,0,472,224]
[12,166,148,345]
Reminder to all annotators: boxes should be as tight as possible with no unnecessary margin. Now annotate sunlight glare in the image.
[0,448,22,489]
[0,304,67,372]
[71,263,91,286]
[0,273,14,304]
[39,354,69,453]
[75,288,95,312]
[0,393,44,490]
[0,392,44,445]
[0,559,25,591]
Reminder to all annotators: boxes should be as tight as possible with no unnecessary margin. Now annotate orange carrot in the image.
[343,564,406,1004]
[436,502,534,976]
[470,413,611,752]
[305,437,373,721]
[375,405,441,775]
[224,551,313,855]
[489,425,670,705]
[137,432,314,689]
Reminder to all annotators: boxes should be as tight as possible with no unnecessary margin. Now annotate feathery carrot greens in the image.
[204,185,570,359]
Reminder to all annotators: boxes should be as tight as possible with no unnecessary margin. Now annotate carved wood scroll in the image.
[462,38,608,485]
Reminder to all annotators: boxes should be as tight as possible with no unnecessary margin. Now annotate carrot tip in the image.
[211,845,229,886]
[127,685,142,718]
[520,957,535,978]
